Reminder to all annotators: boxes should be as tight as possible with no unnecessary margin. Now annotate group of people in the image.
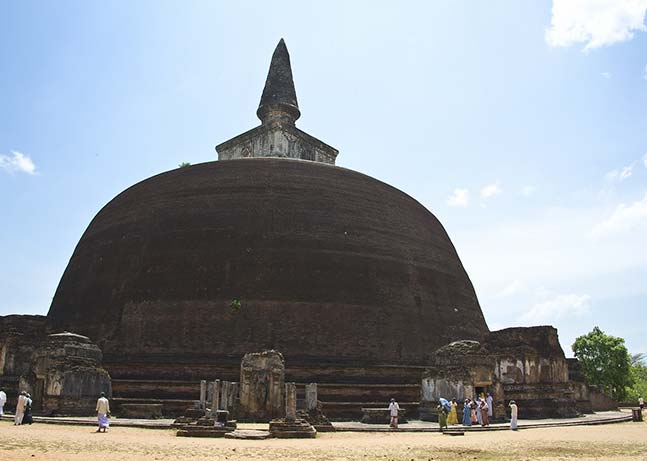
[436,393,519,430]
[13,391,34,425]
[0,389,110,432]
[0,388,31,425]
[460,394,493,427]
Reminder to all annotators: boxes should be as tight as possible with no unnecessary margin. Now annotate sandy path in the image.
[1,419,647,460]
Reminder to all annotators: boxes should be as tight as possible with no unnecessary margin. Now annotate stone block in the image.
[239,350,284,422]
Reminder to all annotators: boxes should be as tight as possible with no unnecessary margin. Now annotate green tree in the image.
[625,363,647,402]
[572,326,632,400]
[178,162,191,168]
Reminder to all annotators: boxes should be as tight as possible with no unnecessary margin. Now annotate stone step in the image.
[225,430,271,440]
[176,427,234,438]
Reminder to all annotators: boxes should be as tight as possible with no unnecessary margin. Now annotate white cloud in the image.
[447,188,470,207]
[591,192,647,238]
[521,185,536,197]
[480,182,502,200]
[453,205,647,301]
[605,164,634,182]
[621,164,634,179]
[643,64,647,80]
[0,151,37,175]
[643,152,647,167]
[521,294,591,324]
[601,72,612,79]
[495,280,525,298]
[545,0,647,51]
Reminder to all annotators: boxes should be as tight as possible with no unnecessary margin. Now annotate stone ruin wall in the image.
[0,314,48,411]
[421,327,585,420]
[487,327,579,418]
[0,315,111,415]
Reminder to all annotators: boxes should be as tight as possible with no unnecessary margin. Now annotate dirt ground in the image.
[1,419,647,461]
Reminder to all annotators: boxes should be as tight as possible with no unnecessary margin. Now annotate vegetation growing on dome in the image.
[230,298,241,313]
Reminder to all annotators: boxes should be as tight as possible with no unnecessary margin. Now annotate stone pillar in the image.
[199,380,207,410]
[207,382,214,407]
[229,382,240,417]
[269,368,284,419]
[305,383,317,412]
[285,382,297,422]
[228,382,239,411]
[210,379,221,417]
[221,381,231,411]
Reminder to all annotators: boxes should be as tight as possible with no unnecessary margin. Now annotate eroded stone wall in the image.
[217,123,337,164]
[0,316,111,415]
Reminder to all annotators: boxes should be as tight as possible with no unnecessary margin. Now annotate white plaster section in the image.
[217,124,338,165]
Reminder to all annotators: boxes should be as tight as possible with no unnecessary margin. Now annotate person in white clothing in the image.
[486,393,493,418]
[388,398,400,428]
[509,400,518,430]
[639,396,644,411]
[96,392,111,433]
[14,391,27,425]
[0,388,7,417]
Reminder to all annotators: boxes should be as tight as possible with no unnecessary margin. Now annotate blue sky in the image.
[1,1,646,356]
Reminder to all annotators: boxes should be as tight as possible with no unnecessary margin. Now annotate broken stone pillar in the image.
[221,381,231,411]
[285,382,297,422]
[228,382,239,416]
[210,379,221,417]
[305,383,317,412]
[199,380,207,410]
[239,350,285,422]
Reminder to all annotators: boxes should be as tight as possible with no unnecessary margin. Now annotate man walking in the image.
[0,388,6,417]
[388,398,400,428]
[96,392,110,433]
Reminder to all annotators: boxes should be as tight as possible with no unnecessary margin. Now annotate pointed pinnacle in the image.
[257,39,301,123]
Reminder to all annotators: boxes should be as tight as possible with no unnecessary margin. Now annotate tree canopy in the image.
[572,326,632,400]
[178,162,191,168]
[626,363,647,402]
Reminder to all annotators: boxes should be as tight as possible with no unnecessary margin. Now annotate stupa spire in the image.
[257,38,301,124]
[216,39,338,164]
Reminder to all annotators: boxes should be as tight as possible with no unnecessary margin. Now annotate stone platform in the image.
[175,410,237,438]
[107,369,423,419]
[225,430,272,440]
[269,418,317,438]
[176,424,236,438]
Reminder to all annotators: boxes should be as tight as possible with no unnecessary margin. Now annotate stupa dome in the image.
[47,158,487,366]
